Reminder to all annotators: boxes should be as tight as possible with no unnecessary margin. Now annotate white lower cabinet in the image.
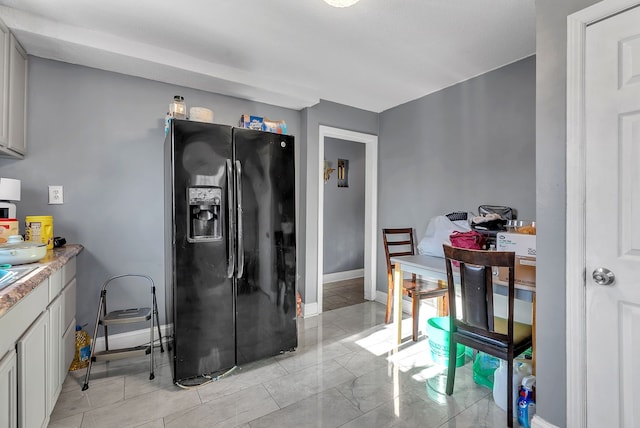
[0,349,17,428]
[17,311,48,428]
[47,294,63,413]
[0,255,77,428]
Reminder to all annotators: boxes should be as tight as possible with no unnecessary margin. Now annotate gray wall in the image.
[323,137,365,274]
[377,56,536,293]
[535,1,598,426]
[0,57,301,334]
[300,101,378,303]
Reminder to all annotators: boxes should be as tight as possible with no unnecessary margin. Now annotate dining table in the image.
[390,253,536,371]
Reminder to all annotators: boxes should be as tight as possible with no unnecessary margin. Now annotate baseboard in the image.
[532,415,560,428]
[93,324,170,352]
[376,290,438,316]
[302,302,318,318]
[323,269,364,283]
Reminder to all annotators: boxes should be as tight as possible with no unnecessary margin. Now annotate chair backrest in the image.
[382,228,416,287]
[442,245,516,344]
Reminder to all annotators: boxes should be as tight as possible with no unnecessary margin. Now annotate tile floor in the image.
[322,278,366,312]
[49,302,513,428]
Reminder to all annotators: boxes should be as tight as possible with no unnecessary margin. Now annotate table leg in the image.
[437,280,448,316]
[394,262,403,345]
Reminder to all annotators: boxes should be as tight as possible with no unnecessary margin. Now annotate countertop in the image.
[0,244,83,318]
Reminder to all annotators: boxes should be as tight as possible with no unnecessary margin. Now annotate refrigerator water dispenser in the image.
[187,186,222,241]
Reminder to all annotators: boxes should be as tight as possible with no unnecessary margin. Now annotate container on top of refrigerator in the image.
[263,118,287,134]
[239,115,287,134]
[239,114,264,130]
[189,107,214,123]
[169,96,186,119]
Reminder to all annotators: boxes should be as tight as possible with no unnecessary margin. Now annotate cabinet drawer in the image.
[62,278,76,333]
[0,281,47,356]
[48,268,62,302]
[61,257,76,286]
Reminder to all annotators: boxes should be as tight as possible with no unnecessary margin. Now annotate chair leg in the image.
[507,358,514,428]
[445,334,457,395]
[412,295,420,342]
[385,284,393,324]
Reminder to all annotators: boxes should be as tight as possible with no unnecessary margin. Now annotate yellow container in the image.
[25,215,54,249]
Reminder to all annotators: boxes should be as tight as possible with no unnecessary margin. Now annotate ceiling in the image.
[0,0,535,113]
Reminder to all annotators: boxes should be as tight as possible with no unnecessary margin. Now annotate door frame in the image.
[317,126,378,313]
[566,1,640,426]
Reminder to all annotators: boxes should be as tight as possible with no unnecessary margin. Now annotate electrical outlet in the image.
[48,185,63,204]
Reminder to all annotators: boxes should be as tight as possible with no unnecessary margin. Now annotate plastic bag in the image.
[473,351,500,389]
[417,215,471,258]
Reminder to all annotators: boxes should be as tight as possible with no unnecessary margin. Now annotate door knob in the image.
[592,267,615,286]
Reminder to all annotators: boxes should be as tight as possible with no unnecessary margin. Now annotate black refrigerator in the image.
[164,119,297,383]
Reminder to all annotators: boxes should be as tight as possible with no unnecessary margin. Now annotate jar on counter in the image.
[169,95,186,119]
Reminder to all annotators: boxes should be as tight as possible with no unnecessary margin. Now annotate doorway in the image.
[316,126,378,314]
[322,137,366,311]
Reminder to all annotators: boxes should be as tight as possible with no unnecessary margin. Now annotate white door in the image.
[585,4,640,426]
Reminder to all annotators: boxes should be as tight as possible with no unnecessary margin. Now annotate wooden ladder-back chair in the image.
[442,245,533,428]
[382,228,448,342]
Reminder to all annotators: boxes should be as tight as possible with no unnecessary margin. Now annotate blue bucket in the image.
[427,316,466,368]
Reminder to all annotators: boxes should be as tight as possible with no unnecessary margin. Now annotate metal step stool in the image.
[82,274,163,391]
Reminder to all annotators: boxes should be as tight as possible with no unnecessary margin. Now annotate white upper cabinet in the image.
[0,21,9,148]
[7,33,26,156]
[0,19,27,158]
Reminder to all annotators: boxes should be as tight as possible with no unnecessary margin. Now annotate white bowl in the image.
[0,242,47,265]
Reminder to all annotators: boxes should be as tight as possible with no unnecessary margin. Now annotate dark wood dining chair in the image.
[442,245,532,428]
[382,228,448,342]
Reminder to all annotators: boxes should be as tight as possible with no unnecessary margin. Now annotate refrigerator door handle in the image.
[226,159,235,278]
[235,160,245,278]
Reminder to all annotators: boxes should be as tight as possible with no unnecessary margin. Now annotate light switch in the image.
[48,185,63,204]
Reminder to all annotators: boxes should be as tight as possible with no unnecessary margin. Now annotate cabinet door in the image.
[61,317,75,385]
[62,278,76,335]
[17,311,48,428]
[47,296,62,413]
[7,34,26,155]
[0,349,17,428]
[0,21,8,147]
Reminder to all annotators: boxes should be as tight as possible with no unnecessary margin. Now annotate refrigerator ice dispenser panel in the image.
[187,186,222,242]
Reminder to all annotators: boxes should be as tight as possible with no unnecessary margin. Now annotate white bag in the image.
[417,215,471,258]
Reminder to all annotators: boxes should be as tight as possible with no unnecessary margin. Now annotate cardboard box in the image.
[498,255,536,285]
[496,232,536,257]
[239,114,264,130]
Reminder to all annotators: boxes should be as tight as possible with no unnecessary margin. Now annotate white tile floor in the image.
[49,302,513,427]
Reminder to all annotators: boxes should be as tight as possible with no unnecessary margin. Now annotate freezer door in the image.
[169,120,236,381]
[233,128,297,364]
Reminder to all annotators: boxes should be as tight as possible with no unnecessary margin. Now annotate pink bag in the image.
[449,231,486,266]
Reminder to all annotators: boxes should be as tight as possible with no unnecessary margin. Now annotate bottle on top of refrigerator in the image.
[169,95,186,119]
